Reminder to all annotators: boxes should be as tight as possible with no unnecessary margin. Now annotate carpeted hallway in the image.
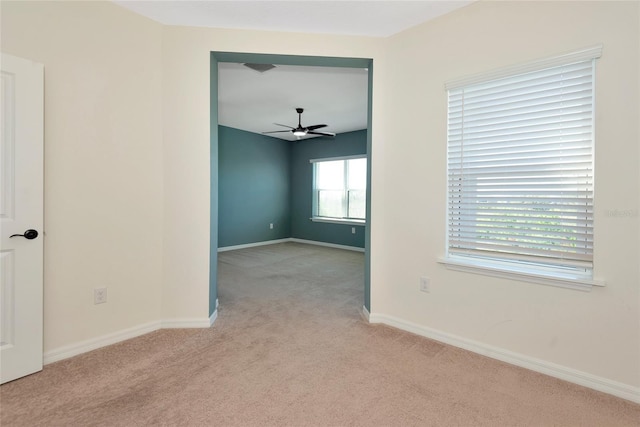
[1,242,638,426]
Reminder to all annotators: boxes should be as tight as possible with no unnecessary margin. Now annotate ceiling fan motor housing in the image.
[262,107,336,139]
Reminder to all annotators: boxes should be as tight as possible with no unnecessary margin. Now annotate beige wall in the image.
[1,2,164,352]
[160,27,386,320]
[2,0,638,394]
[380,1,639,388]
[160,0,640,391]
[0,0,386,349]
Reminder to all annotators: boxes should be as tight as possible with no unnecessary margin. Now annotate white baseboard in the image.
[368,312,640,404]
[217,238,291,252]
[161,317,213,329]
[289,238,365,253]
[209,299,219,326]
[44,320,162,365]
[43,311,217,365]
[218,238,365,253]
[361,305,370,321]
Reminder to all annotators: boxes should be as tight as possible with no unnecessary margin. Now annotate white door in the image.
[0,53,44,384]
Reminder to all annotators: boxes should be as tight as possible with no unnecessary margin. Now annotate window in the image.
[311,156,366,223]
[444,46,602,288]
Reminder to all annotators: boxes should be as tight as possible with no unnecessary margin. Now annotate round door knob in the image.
[9,229,39,240]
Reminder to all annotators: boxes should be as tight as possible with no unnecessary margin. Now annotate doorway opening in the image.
[210,52,373,318]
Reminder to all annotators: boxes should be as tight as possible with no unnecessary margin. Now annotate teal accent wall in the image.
[218,127,367,249]
[209,54,219,317]
[218,126,292,247]
[290,130,367,248]
[364,65,373,311]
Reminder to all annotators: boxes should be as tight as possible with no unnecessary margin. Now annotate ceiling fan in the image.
[263,108,336,139]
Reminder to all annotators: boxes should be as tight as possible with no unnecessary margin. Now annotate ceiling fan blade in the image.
[307,131,336,138]
[306,124,327,131]
[273,123,295,129]
[262,130,292,134]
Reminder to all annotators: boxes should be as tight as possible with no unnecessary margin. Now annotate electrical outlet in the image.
[269,223,274,229]
[94,288,107,304]
[352,227,356,234]
[419,277,430,293]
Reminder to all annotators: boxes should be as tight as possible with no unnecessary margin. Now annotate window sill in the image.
[437,256,605,292]
[310,217,366,226]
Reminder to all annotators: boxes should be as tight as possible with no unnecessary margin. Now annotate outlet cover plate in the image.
[94,288,107,304]
[419,277,430,293]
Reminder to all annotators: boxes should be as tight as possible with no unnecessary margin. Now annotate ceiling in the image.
[114,1,472,141]
[218,63,368,141]
[114,1,472,38]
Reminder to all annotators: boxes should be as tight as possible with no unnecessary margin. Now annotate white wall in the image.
[377,0,639,391]
[1,2,164,352]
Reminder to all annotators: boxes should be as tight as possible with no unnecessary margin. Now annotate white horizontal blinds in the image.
[447,58,595,270]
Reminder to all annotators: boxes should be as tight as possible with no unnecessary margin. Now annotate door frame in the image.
[209,52,373,315]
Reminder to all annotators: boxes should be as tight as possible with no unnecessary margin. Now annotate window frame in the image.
[310,155,367,225]
[441,45,605,291]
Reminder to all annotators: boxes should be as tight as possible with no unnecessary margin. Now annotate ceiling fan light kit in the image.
[263,107,336,140]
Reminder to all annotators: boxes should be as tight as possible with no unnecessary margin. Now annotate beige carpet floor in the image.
[1,242,639,426]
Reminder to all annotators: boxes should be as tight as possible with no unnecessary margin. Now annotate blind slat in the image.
[447,57,595,273]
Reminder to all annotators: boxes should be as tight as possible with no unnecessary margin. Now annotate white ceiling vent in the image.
[243,63,276,73]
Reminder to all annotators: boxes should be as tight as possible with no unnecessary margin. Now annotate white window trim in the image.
[445,44,602,90]
[310,217,365,226]
[309,154,365,164]
[438,256,605,292]
[443,45,604,291]
[311,155,367,222]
